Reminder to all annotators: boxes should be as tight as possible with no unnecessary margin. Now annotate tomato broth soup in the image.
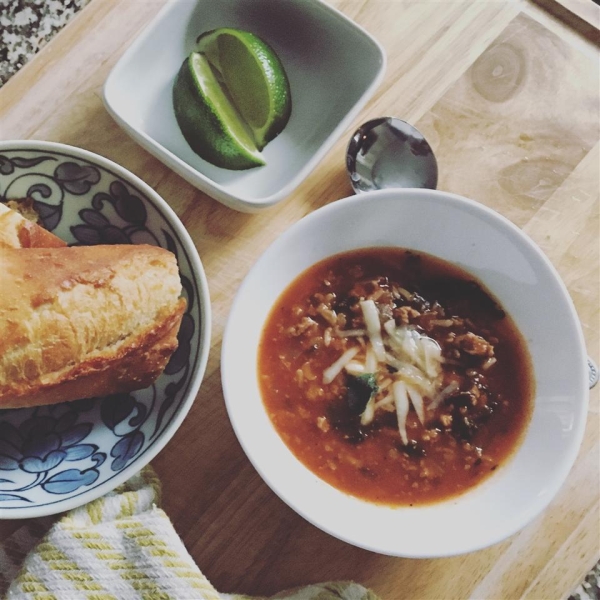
[258,248,534,506]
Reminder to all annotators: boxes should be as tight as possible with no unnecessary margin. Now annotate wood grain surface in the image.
[0,0,598,598]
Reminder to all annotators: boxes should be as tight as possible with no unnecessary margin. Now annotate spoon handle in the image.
[589,356,598,389]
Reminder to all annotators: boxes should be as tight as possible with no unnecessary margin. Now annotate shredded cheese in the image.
[360,300,385,361]
[365,345,377,372]
[360,396,376,426]
[323,347,359,384]
[428,381,459,411]
[324,304,447,442]
[393,381,410,445]
[344,361,365,375]
[407,385,425,424]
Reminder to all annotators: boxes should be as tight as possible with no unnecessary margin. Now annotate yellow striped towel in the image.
[3,467,381,600]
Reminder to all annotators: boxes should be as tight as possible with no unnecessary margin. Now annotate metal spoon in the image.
[589,357,599,389]
[346,116,438,193]
[345,117,598,389]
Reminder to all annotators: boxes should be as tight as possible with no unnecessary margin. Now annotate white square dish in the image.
[103,0,386,212]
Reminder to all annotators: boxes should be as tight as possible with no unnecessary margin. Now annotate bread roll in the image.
[0,202,66,249]
[0,245,186,408]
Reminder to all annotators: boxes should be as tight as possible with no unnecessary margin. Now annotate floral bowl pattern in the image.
[0,141,211,518]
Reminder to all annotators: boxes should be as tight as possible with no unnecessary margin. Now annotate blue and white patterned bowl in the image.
[0,140,211,518]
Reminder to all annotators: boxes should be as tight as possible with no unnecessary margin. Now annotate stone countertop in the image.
[0,0,91,86]
[0,2,598,599]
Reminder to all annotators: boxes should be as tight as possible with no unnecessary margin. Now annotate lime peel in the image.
[173,52,265,170]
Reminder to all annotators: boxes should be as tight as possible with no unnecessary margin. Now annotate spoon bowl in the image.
[346,117,438,192]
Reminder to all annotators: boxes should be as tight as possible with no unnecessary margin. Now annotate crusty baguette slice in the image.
[0,245,186,408]
[0,202,66,249]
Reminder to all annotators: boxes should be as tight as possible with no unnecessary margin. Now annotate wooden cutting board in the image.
[0,0,598,597]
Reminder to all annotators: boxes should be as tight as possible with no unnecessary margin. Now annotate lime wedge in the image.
[195,28,292,150]
[173,52,265,170]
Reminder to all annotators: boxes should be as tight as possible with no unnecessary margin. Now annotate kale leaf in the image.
[346,373,378,415]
